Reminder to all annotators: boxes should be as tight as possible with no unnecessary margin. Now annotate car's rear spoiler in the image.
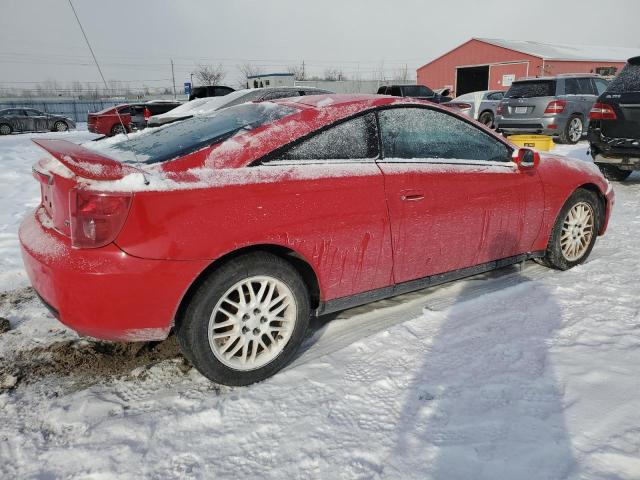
[32,139,143,181]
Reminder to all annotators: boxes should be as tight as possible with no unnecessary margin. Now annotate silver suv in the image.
[495,74,609,144]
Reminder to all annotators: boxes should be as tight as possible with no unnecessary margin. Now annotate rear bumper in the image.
[19,209,209,341]
[496,116,566,136]
[589,129,640,168]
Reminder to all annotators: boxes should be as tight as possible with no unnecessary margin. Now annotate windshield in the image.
[607,62,640,93]
[101,102,297,164]
[505,80,556,98]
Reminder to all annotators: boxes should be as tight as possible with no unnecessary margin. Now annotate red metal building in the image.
[417,38,640,96]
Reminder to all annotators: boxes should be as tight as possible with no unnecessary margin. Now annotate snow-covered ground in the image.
[1,131,640,479]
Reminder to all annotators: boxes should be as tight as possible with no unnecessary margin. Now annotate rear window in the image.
[607,62,640,93]
[402,85,435,97]
[505,80,556,98]
[103,103,297,164]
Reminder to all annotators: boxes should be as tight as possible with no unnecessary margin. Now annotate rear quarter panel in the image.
[115,164,394,302]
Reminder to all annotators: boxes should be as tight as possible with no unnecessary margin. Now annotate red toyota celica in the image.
[20,94,614,385]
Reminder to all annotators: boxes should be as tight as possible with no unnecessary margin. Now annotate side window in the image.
[577,78,596,95]
[278,113,378,161]
[25,109,44,116]
[488,92,504,100]
[117,106,131,115]
[594,78,609,95]
[390,86,402,96]
[564,78,579,95]
[378,107,511,162]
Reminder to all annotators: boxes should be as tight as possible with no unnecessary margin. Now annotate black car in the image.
[588,56,640,181]
[377,84,451,103]
[188,85,235,101]
[0,108,76,135]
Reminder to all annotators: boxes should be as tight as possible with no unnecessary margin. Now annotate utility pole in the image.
[171,58,176,99]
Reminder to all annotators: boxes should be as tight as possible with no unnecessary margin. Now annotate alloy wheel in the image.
[568,117,583,143]
[208,275,297,371]
[560,201,594,261]
[0,124,10,135]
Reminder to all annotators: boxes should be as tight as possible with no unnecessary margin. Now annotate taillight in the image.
[69,189,132,248]
[589,102,617,120]
[496,102,504,115]
[544,100,566,114]
[143,107,152,120]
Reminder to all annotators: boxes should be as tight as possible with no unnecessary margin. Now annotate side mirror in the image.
[514,148,540,170]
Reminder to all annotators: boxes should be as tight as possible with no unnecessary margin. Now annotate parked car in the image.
[148,86,333,127]
[21,94,613,386]
[377,84,451,103]
[128,101,182,131]
[495,74,609,144]
[189,85,235,101]
[588,56,640,181]
[88,101,182,136]
[447,90,505,127]
[0,108,75,135]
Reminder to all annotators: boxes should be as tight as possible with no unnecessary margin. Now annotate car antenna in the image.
[67,0,129,142]
[67,1,148,182]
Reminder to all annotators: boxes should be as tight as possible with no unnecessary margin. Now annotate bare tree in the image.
[392,65,410,82]
[194,63,227,86]
[323,68,347,81]
[287,63,306,81]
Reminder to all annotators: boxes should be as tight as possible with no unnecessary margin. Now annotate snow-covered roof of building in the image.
[476,38,640,62]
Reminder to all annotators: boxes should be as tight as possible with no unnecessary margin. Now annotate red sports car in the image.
[21,95,614,385]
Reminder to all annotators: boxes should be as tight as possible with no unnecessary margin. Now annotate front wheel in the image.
[110,123,126,136]
[53,121,68,132]
[538,189,601,270]
[0,123,11,135]
[597,164,632,182]
[177,252,310,386]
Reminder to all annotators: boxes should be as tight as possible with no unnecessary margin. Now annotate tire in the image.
[110,123,126,136]
[53,121,68,132]
[596,164,632,182]
[558,114,583,145]
[176,252,310,386]
[539,189,601,270]
[478,111,494,128]
[0,123,11,135]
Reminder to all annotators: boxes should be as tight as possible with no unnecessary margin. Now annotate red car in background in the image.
[21,95,613,386]
[87,101,180,136]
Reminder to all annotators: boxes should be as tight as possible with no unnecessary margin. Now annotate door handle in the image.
[401,193,425,202]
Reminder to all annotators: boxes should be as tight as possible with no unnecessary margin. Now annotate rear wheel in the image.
[176,252,310,386]
[478,111,494,128]
[558,115,583,144]
[110,123,126,136]
[0,123,11,135]
[597,164,632,181]
[53,121,68,132]
[538,189,601,270]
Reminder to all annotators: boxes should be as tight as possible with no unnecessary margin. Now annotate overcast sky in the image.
[1,0,639,91]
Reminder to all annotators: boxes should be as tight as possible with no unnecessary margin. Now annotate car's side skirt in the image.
[315,251,545,316]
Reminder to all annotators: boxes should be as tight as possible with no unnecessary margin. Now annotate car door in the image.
[577,78,598,127]
[260,112,393,299]
[376,106,544,284]
[25,109,49,131]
